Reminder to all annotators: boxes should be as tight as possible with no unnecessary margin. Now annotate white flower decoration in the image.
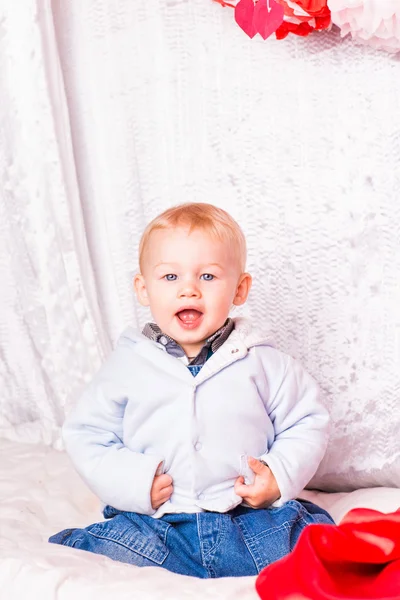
[328,0,400,53]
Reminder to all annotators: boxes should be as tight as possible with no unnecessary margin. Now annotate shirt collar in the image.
[142,318,235,365]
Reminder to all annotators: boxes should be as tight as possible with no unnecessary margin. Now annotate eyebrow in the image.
[153,262,224,269]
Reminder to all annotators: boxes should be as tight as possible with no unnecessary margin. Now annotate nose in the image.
[178,280,201,298]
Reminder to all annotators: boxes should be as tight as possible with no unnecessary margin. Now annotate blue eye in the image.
[164,274,177,281]
[200,273,214,281]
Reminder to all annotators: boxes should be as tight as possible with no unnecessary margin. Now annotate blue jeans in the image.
[49,500,334,578]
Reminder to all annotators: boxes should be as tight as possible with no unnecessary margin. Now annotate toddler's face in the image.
[135,227,251,357]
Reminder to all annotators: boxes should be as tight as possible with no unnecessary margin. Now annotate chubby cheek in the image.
[207,290,234,316]
[147,285,174,317]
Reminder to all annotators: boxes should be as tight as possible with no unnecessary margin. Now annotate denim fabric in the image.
[49,500,334,578]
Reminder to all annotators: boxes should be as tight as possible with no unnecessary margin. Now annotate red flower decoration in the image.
[256,509,400,600]
[275,0,329,19]
[295,0,329,16]
[275,0,331,37]
[213,0,331,39]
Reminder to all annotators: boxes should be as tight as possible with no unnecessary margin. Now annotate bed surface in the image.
[1,439,399,600]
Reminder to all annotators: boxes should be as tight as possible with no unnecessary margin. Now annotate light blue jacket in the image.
[63,318,330,518]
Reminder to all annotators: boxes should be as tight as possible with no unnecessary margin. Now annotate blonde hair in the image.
[139,203,247,273]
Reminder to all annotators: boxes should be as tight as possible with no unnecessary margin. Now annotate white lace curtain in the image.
[0,0,399,490]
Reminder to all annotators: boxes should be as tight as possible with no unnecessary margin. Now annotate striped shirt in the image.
[142,318,234,376]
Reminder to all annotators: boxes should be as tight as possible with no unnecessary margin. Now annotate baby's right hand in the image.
[150,466,173,510]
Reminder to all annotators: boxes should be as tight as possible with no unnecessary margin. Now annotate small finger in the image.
[247,456,267,475]
[234,476,245,493]
[159,491,173,504]
[237,483,257,498]
[158,479,174,492]
[156,474,173,487]
[161,484,173,498]
[152,487,171,509]
[151,496,161,510]
[234,482,250,497]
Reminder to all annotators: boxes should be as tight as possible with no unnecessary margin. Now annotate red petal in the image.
[253,0,284,40]
[234,0,257,38]
[275,22,289,39]
[314,14,331,30]
[276,20,313,38]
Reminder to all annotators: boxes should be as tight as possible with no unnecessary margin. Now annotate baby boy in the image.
[49,203,333,578]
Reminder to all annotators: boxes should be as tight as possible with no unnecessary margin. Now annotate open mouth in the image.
[175,309,204,329]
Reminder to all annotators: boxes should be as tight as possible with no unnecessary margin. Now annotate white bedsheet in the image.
[0,439,399,600]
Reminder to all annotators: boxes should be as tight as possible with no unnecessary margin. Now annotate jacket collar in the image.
[118,317,275,386]
[141,318,234,365]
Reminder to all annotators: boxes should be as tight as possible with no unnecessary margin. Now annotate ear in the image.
[134,273,150,307]
[233,272,252,306]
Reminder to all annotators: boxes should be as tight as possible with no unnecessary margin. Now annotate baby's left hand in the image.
[234,457,281,508]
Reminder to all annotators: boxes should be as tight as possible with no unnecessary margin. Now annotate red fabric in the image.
[256,508,400,600]
[275,20,313,39]
[275,0,329,20]
[275,0,331,37]
[293,0,329,18]
[313,14,331,30]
